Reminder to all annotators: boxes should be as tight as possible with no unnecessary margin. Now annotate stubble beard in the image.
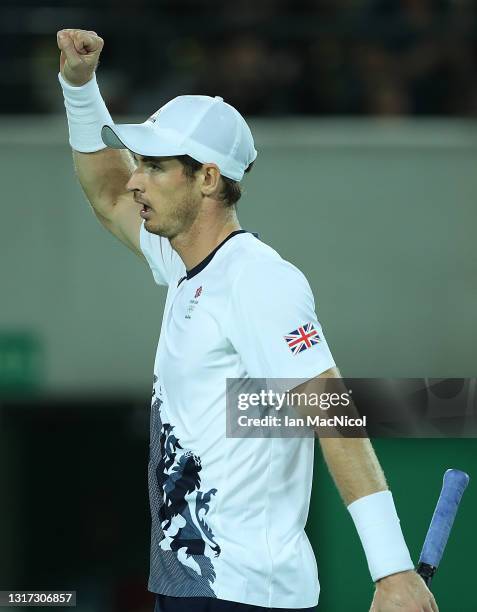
[145,186,201,240]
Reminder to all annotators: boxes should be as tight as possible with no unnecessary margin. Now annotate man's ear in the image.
[200,163,222,197]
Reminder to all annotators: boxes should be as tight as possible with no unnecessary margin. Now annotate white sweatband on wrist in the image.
[347,490,414,582]
[58,72,113,153]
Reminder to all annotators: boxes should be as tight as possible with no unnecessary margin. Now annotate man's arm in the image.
[73,148,144,258]
[312,366,388,504]
[57,28,144,259]
[298,366,438,611]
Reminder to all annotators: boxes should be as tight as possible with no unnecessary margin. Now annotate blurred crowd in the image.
[4,0,477,116]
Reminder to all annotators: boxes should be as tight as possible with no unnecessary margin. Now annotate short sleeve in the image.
[226,258,336,381]
[140,222,181,286]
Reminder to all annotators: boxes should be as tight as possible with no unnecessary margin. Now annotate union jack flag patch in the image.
[284,323,321,355]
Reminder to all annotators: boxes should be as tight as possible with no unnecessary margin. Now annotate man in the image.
[56,29,439,612]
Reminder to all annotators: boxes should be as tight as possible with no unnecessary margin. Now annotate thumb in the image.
[57,32,81,67]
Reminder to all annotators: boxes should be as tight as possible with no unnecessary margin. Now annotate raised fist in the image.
[57,29,104,86]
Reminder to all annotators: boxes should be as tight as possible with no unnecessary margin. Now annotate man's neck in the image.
[170,215,241,272]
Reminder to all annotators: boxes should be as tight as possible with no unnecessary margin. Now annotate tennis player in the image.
[57,29,439,612]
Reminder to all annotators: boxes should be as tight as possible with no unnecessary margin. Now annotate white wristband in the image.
[347,490,414,582]
[58,72,113,153]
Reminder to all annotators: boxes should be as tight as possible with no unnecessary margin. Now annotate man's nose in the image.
[126,169,144,192]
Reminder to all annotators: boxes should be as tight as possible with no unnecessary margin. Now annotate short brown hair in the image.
[176,155,254,207]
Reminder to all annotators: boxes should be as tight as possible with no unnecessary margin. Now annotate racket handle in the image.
[417,469,469,588]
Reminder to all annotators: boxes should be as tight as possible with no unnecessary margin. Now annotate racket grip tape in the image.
[417,469,469,586]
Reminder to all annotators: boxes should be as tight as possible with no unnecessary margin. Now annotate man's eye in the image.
[148,162,162,171]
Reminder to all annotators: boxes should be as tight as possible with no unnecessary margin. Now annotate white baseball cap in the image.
[101,94,257,181]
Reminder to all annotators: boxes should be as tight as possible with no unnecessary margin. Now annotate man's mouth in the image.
[140,204,152,219]
[135,198,153,219]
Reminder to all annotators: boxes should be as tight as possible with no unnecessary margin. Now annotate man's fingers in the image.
[429,594,439,612]
[72,30,103,55]
[57,29,103,57]
[422,593,438,612]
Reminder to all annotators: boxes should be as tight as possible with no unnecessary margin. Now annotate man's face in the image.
[127,154,201,239]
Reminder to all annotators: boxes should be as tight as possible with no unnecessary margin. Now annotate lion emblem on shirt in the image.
[150,378,221,585]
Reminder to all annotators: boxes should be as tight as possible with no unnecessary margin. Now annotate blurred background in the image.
[1,0,476,611]
[3,0,477,116]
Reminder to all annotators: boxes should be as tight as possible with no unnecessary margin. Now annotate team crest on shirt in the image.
[185,286,203,319]
[284,322,321,355]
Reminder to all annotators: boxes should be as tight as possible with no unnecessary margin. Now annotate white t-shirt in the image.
[140,224,335,609]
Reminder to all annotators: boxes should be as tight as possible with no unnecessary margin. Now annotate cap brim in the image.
[101,123,186,157]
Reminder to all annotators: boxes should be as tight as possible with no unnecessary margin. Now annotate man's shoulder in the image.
[226,233,309,289]
[225,233,282,272]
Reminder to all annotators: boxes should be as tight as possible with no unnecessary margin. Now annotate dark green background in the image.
[309,438,476,611]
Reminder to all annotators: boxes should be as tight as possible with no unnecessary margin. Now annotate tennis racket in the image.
[416,468,470,587]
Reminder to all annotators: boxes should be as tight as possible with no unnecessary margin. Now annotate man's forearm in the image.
[318,437,388,505]
[57,46,133,220]
[318,435,415,584]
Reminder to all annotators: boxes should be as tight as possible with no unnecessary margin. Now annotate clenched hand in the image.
[57,29,104,86]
